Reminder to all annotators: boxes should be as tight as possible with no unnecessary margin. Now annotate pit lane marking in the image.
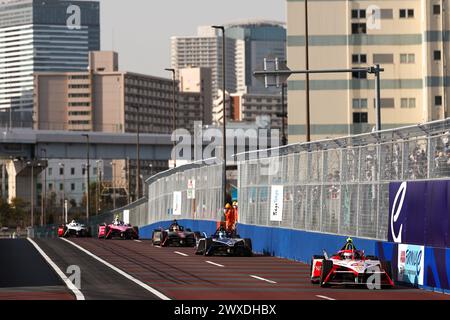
[174,251,189,257]
[28,238,85,300]
[250,275,277,284]
[316,295,336,301]
[60,238,170,300]
[206,261,225,268]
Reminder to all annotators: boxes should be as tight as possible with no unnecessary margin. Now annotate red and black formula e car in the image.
[310,239,394,288]
[98,219,139,240]
[152,221,201,247]
[58,220,91,238]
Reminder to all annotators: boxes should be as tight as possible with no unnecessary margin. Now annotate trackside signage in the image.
[388,181,450,247]
[173,192,182,216]
[398,244,425,286]
[270,185,283,222]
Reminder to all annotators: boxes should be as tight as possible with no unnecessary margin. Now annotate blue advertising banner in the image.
[389,181,450,248]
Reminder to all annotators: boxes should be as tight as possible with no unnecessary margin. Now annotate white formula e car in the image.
[58,220,91,238]
[310,239,394,288]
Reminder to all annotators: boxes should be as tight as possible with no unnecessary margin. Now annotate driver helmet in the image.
[218,231,225,239]
[343,252,353,260]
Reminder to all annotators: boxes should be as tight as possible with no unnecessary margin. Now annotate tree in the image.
[10,198,27,228]
[0,197,12,227]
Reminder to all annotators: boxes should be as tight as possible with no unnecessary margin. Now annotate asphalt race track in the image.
[61,238,450,300]
[1,238,449,300]
[0,239,73,300]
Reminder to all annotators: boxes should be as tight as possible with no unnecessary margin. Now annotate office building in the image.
[287,0,450,143]
[0,0,100,127]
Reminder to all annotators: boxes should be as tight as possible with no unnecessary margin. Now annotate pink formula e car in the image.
[98,218,139,240]
[310,238,394,288]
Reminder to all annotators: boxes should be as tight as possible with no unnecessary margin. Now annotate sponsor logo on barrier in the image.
[398,244,424,286]
[270,186,283,222]
[390,182,407,243]
[173,192,182,216]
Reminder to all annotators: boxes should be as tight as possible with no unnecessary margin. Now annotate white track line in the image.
[60,238,170,300]
[134,240,142,243]
[206,261,225,268]
[27,238,85,301]
[174,251,189,257]
[316,295,336,301]
[250,275,277,284]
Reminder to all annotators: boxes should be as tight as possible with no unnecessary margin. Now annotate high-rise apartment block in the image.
[287,0,450,143]
[0,0,100,126]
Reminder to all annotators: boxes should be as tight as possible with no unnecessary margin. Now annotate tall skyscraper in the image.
[287,0,450,143]
[226,20,286,94]
[0,0,100,127]
[171,21,286,124]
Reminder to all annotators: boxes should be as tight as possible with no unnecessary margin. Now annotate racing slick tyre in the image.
[132,227,139,240]
[62,226,69,238]
[381,261,394,288]
[320,260,333,287]
[152,230,162,245]
[204,238,213,256]
[244,238,253,257]
[310,256,325,284]
[104,226,111,239]
[195,239,206,255]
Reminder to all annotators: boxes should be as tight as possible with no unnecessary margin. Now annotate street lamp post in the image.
[111,161,116,210]
[27,161,34,227]
[41,149,47,226]
[82,134,90,221]
[212,25,227,208]
[59,163,65,224]
[165,68,177,168]
[304,0,311,142]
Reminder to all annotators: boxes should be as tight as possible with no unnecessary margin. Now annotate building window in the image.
[400,53,415,64]
[48,168,52,176]
[351,9,366,19]
[401,98,416,108]
[352,54,367,64]
[435,96,443,106]
[59,183,64,191]
[60,168,64,175]
[400,9,414,18]
[353,99,368,109]
[48,183,53,191]
[434,50,441,61]
[373,54,394,64]
[353,112,368,123]
[375,98,395,108]
[71,183,75,191]
[351,23,367,34]
[433,5,441,15]
[71,168,75,175]
[352,69,367,79]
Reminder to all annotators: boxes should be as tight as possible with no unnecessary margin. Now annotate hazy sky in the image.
[99,0,286,77]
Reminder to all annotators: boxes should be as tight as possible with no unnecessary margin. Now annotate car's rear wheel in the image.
[244,238,253,256]
[104,226,111,239]
[320,260,333,287]
[381,261,394,288]
[311,255,325,284]
[204,238,213,256]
